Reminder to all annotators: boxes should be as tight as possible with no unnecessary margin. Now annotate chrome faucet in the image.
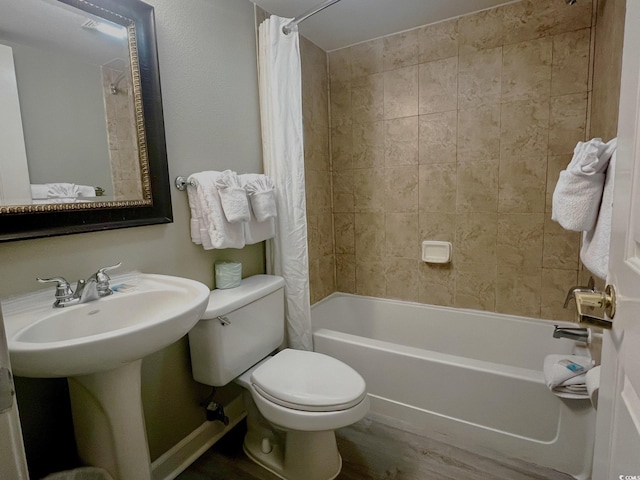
[37,263,121,308]
[553,325,589,342]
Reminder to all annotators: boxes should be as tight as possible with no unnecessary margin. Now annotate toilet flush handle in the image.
[217,315,230,326]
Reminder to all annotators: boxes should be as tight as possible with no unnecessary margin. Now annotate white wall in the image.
[0,0,265,474]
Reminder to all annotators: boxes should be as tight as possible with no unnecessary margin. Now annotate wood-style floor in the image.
[177,416,574,480]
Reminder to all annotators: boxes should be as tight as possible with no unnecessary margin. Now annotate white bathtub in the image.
[311,293,596,480]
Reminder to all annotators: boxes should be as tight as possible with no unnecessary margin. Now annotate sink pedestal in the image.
[68,360,152,480]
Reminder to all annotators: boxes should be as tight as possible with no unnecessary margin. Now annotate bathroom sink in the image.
[5,274,210,378]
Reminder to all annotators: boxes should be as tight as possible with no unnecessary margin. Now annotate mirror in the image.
[0,0,172,241]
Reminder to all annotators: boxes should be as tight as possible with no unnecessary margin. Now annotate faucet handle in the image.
[563,276,596,308]
[94,262,121,296]
[37,276,74,306]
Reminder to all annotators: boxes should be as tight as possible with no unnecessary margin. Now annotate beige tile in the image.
[457,105,500,163]
[501,37,552,103]
[307,213,320,264]
[336,254,356,293]
[384,166,419,212]
[543,215,580,269]
[318,213,334,256]
[455,262,496,311]
[308,257,322,304]
[384,66,419,119]
[419,212,456,243]
[419,262,456,307]
[302,66,329,127]
[331,125,353,171]
[455,212,497,265]
[318,254,336,300]
[497,213,544,268]
[305,170,332,214]
[385,258,421,301]
[351,39,384,84]
[456,162,498,213]
[354,168,386,212]
[330,80,351,127]
[500,100,550,159]
[333,170,354,213]
[548,93,588,155]
[458,47,502,109]
[383,30,419,70]
[419,111,457,164]
[303,122,329,172]
[418,18,458,63]
[419,164,457,213]
[551,29,590,96]
[458,8,504,55]
[502,0,592,45]
[385,213,419,259]
[540,268,578,321]
[385,117,419,166]
[495,265,542,317]
[498,155,547,213]
[352,74,384,124]
[334,213,355,255]
[418,57,458,115]
[546,154,572,213]
[353,122,385,169]
[355,212,386,260]
[329,48,351,84]
[356,260,387,297]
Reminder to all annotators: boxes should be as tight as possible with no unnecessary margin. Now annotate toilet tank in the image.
[188,275,285,386]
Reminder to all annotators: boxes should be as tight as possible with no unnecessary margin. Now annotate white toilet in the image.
[188,274,369,480]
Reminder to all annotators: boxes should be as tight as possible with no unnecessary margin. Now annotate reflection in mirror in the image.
[0,0,149,209]
[0,0,172,241]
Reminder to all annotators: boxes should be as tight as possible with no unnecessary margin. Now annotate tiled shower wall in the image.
[319,0,595,320]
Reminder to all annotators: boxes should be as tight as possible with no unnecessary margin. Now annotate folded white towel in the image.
[187,172,245,250]
[543,354,594,389]
[551,171,605,231]
[244,175,277,222]
[239,174,276,243]
[77,185,97,197]
[552,138,616,233]
[215,170,251,223]
[30,184,50,199]
[47,183,80,198]
[581,151,616,279]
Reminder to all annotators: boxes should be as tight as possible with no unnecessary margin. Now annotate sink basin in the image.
[5,273,210,377]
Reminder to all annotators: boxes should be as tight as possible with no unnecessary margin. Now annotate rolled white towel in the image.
[551,170,605,231]
[47,182,80,198]
[215,170,251,223]
[77,185,97,197]
[568,138,616,175]
[244,175,277,222]
[543,354,594,389]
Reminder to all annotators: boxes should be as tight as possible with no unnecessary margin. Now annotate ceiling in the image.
[252,0,516,51]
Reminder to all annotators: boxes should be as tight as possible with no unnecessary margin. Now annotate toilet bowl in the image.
[188,275,369,480]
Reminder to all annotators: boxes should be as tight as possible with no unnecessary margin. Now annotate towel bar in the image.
[175,176,195,191]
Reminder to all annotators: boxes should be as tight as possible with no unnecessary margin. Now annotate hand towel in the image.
[552,138,617,232]
[30,184,49,199]
[244,175,277,222]
[543,354,594,389]
[581,151,616,279]
[239,174,276,243]
[187,172,245,250]
[215,170,251,223]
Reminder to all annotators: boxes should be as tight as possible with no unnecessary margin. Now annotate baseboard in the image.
[151,395,246,480]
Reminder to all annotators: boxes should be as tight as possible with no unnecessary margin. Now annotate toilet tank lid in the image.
[202,274,285,319]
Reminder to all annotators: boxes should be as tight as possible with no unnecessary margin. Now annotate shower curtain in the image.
[258,15,312,351]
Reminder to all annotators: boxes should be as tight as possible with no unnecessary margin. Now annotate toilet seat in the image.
[250,349,367,412]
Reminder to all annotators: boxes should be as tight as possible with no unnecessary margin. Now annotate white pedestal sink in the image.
[3,274,210,480]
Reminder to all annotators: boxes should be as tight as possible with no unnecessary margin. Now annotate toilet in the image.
[188,274,369,480]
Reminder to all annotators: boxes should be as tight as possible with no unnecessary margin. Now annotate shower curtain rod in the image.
[282,0,343,35]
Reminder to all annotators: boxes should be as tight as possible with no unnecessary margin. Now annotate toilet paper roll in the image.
[215,261,242,289]
[586,365,601,409]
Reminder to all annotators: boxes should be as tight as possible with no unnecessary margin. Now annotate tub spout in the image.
[553,325,589,342]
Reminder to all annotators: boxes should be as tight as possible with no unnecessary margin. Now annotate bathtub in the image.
[311,293,596,480]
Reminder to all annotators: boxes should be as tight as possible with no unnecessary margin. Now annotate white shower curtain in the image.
[258,16,312,351]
